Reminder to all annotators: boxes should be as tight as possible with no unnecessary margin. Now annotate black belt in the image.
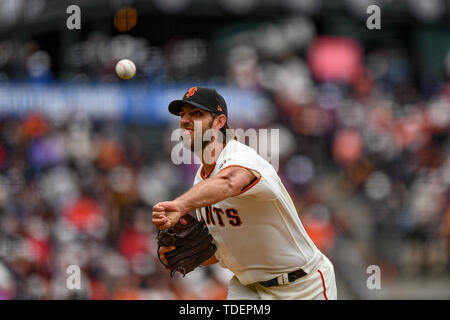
[259,269,307,287]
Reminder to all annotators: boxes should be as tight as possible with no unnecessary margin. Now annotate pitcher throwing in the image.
[153,86,337,300]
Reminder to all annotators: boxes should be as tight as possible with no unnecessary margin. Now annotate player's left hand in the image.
[158,245,176,265]
[152,201,183,230]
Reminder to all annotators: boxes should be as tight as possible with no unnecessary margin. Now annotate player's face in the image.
[179,105,214,151]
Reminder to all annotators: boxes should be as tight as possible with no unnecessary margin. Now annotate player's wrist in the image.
[173,198,189,216]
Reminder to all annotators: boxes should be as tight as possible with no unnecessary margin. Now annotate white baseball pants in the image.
[226,254,337,300]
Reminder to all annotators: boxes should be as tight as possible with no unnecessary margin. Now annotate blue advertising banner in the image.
[0,82,265,125]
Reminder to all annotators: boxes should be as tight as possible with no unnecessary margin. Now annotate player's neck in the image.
[201,139,227,172]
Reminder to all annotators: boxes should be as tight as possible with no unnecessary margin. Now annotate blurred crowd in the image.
[0,5,449,300]
[0,112,235,299]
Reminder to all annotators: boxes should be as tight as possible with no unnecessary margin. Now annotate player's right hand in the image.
[152,201,183,230]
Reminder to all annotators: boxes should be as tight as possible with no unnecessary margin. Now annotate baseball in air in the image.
[115,59,136,80]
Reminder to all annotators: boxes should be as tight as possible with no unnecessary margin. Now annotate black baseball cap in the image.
[168,87,228,118]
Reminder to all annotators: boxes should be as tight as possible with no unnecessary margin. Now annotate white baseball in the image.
[115,59,136,80]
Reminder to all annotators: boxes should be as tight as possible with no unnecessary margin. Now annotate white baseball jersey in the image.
[193,139,323,286]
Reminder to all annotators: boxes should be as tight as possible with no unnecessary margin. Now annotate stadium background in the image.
[0,0,449,299]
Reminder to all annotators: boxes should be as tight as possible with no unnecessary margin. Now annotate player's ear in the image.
[214,114,227,130]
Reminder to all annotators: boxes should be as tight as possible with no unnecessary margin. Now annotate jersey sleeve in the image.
[216,150,276,199]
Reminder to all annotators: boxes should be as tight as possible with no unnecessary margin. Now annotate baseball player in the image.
[153,87,337,300]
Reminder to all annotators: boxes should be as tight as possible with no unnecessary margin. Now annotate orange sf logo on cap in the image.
[217,105,222,112]
[185,87,198,99]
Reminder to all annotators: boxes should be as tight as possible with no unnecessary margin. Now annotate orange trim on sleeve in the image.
[217,164,262,195]
[317,270,328,300]
[239,176,261,194]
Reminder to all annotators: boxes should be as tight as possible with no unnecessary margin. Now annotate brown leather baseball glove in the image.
[156,214,217,277]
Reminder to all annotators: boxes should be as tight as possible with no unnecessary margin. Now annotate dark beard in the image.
[183,118,214,152]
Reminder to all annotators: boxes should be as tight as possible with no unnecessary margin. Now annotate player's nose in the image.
[180,114,192,128]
